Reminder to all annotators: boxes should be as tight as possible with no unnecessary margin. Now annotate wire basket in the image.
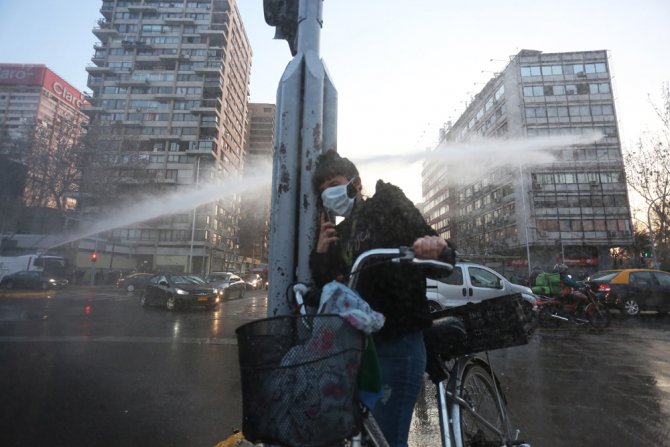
[235,314,366,447]
[428,293,529,358]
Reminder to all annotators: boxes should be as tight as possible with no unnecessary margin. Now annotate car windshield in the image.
[171,275,208,285]
[591,272,620,282]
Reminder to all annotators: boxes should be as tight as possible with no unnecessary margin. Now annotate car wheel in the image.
[127,284,135,293]
[166,295,178,311]
[622,297,640,317]
[428,300,442,313]
[5,281,14,290]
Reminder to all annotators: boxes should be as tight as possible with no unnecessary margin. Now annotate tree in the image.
[624,82,670,269]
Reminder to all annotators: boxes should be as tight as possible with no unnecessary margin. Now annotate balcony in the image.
[92,21,118,39]
[191,98,221,114]
[85,65,112,74]
[164,17,196,25]
[116,77,150,87]
[128,4,158,13]
[194,63,223,74]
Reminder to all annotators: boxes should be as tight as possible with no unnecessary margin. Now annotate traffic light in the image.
[90,252,97,263]
[643,251,649,258]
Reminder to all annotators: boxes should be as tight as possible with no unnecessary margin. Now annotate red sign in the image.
[0,64,89,110]
[0,64,45,86]
[43,69,90,109]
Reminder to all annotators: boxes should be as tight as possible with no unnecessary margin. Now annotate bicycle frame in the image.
[289,247,528,447]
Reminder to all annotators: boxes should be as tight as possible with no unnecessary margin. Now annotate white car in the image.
[426,262,537,314]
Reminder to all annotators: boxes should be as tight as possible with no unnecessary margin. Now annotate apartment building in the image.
[0,64,89,233]
[423,50,632,274]
[82,0,252,274]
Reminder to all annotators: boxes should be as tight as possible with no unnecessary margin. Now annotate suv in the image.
[426,262,537,314]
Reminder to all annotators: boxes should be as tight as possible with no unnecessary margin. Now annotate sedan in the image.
[116,272,153,293]
[205,272,246,299]
[140,273,219,311]
[0,271,68,290]
[586,269,670,317]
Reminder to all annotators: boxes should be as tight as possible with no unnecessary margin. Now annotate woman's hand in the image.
[316,213,339,253]
[412,235,448,260]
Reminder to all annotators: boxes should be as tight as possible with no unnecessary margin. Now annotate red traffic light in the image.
[90,252,97,263]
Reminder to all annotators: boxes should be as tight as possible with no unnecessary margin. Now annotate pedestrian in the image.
[309,149,455,447]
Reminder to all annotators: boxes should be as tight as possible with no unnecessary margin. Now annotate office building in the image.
[0,63,89,233]
[423,50,632,274]
[82,0,252,274]
[238,103,275,269]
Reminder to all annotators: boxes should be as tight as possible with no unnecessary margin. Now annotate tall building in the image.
[238,103,275,269]
[423,50,633,275]
[82,0,252,274]
[0,64,89,233]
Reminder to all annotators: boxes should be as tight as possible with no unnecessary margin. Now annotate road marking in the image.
[0,335,238,345]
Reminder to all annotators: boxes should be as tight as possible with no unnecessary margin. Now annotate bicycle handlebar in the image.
[348,246,454,290]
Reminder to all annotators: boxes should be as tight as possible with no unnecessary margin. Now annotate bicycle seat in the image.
[424,316,467,382]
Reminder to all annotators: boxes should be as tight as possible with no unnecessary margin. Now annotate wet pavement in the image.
[409,314,670,447]
[0,287,669,446]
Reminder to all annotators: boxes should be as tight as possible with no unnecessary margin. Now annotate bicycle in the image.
[231,247,532,447]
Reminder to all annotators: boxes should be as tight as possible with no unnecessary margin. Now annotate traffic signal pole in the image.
[265,0,337,316]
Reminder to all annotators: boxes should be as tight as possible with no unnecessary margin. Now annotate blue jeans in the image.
[372,331,427,447]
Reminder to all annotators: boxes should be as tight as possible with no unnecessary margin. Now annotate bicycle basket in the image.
[430,293,529,357]
[235,314,366,447]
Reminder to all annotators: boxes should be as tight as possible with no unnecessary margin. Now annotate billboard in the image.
[0,64,89,110]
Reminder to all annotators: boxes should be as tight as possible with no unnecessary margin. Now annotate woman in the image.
[309,150,453,447]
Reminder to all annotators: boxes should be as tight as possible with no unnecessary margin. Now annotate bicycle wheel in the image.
[452,362,510,447]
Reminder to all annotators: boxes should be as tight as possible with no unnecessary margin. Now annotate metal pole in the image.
[519,165,532,277]
[267,0,336,316]
[188,156,201,273]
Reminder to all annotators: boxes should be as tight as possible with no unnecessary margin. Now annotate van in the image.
[426,262,537,313]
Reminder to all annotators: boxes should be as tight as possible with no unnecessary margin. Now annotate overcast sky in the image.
[1,0,669,203]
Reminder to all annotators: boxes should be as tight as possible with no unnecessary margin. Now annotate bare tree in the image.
[624,82,670,268]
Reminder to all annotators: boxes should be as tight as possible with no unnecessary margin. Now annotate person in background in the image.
[309,149,454,447]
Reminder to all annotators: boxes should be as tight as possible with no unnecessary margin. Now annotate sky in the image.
[1,0,669,204]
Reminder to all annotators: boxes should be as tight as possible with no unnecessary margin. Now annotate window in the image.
[468,267,502,289]
[589,83,610,94]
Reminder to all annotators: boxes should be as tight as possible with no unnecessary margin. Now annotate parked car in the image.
[116,272,153,293]
[426,262,537,316]
[0,270,68,290]
[243,273,263,290]
[140,273,219,311]
[205,272,246,299]
[585,269,670,317]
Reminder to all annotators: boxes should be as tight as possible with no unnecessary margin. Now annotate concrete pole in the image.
[267,0,337,316]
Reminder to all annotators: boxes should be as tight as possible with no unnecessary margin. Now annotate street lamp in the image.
[519,165,532,277]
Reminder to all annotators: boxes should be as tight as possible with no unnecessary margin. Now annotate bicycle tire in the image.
[451,362,511,447]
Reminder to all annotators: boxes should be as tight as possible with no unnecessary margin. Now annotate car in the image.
[0,270,68,290]
[205,272,246,299]
[140,273,219,311]
[243,273,263,290]
[426,262,538,315]
[585,269,670,317]
[116,272,153,293]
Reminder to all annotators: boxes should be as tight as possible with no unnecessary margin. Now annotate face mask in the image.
[321,177,357,218]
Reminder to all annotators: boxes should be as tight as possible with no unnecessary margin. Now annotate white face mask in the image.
[321,177,357,218]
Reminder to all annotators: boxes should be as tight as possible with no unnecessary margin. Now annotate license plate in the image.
[197,297,209,302]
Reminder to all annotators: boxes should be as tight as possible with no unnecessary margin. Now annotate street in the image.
[0,287,669,446]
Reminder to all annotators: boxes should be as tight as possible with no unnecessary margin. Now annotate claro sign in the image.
[0,64,89,110]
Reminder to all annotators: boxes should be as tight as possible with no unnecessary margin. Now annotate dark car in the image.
[205,272,246,299]
[116,272,153,293]
[140,273,219,311]
[0,270,68,290]
[586,269,670,317]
